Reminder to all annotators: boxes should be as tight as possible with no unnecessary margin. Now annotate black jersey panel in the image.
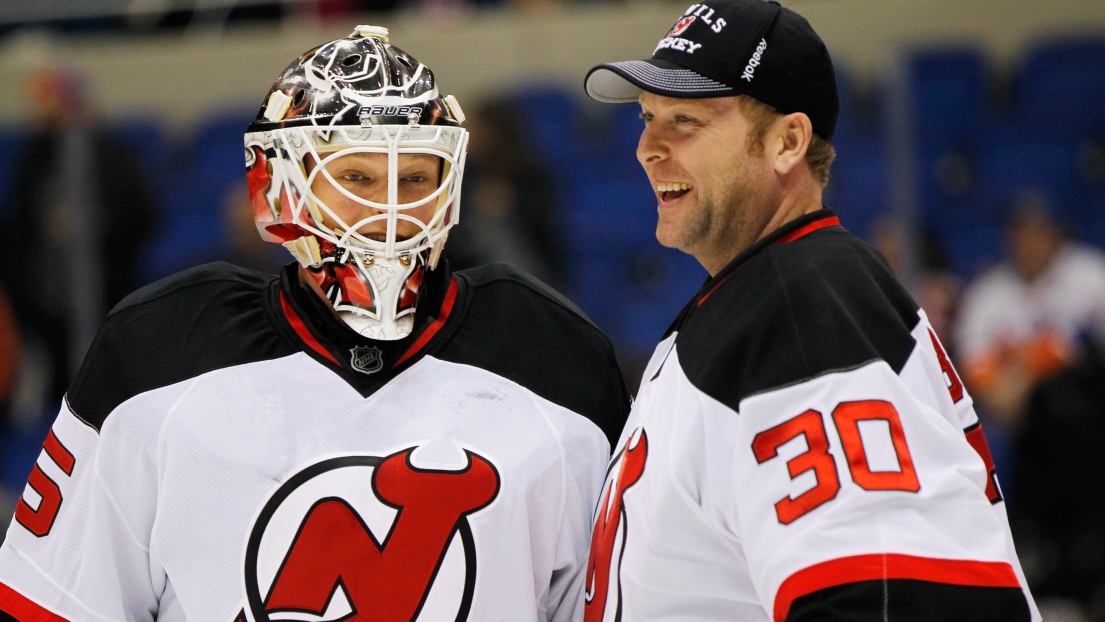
[676,228,921,411]
[785,579,1031,621]
[67,262,298,431]
[440,263,631,447]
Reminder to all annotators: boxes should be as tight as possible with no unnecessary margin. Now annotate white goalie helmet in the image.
[244,25,468,340]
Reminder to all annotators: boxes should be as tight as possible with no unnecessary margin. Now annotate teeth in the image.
[656,183,692,192]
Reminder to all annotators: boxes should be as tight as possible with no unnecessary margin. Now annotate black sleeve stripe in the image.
[776,554,1028,622]
[785,580,1030,622]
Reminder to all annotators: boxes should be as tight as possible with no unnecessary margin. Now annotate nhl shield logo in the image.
[350,345,384,375]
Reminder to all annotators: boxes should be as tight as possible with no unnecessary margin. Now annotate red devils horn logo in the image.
[667,16,696,37]
[585,429,648,622]
[244,448,500,621]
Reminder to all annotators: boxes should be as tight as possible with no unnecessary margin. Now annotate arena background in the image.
[1,1,1104,619]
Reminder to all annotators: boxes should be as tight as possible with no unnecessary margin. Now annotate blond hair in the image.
[738,96,835,188]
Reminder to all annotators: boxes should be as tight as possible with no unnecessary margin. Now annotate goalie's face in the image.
[307,151,443,242]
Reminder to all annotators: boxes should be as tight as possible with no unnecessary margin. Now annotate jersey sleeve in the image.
[727,334,1033,622]
[0,402,162,621]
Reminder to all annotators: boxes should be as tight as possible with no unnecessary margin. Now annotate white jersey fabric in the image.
[584,211,1040,622]
[0,261,629,622]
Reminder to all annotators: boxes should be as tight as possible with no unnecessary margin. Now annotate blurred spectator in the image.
[869,214,963,342]
[216,184,287,274]
[446,98,564,288]
[0,69,156,418]
[955,192,1105,430]
[1013,338,1105,622]
[955,192,1105,621]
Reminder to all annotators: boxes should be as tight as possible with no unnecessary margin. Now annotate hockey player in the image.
[0,26,629,621]
[581,1,1040,620]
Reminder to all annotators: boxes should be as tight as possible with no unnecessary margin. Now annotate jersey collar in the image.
[694,208,841,308]
[272,259,462,396]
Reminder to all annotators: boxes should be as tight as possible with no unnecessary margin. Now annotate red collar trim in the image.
[697,272,735,307]
[394,277,459,368]
[697,214,840,307]
[778,215,840,244]
[279,289,341,367]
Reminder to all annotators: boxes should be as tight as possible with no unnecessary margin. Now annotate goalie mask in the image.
[244,25,468,340]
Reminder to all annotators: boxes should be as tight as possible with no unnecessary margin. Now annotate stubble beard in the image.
[658,168,769,274]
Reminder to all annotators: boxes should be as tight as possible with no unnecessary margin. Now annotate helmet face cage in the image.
[244,27,468,340]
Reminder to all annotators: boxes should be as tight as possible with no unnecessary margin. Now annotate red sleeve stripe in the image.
[394,277,459,368]
[777,216,841,244]
[0,582,70,622]
[279,290,341,367]
[773,553,1021,622]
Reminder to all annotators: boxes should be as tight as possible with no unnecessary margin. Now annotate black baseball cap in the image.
[585,0,839,141]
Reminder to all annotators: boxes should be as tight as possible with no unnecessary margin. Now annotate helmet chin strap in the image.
[296,239,427,342]
[338,254,422,341]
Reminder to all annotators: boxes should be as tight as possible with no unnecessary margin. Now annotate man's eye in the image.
[674,115,694,124]
[342,173,367,182]
[640,112,653,124]
[403,176,426,183]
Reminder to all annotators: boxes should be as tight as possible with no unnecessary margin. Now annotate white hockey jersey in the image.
[0,261,630,622]
[584,211,1041,622]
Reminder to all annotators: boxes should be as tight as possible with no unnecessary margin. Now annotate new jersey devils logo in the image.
[667,16,696,37]
[243,448,500,622]
[585,429,648,622]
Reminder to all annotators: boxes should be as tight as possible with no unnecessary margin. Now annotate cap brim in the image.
[585,59,739,104]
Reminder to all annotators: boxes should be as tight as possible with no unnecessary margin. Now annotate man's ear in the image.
[773,112,813,176]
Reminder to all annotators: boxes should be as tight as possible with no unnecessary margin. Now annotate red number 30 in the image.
[752,400,920,525]
[15,430,76,537]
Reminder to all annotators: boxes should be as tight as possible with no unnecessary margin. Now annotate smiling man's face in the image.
[637,92,778,274]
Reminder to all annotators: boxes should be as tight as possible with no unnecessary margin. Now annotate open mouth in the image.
[657,182,692,202]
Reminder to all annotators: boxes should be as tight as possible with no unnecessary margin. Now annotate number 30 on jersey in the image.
[751,400,921,525]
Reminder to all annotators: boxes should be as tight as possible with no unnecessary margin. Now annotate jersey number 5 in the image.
[15,430,76,537]
[752,400,920,525]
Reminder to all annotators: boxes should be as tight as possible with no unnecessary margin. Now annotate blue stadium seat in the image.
[827,135,890,240]
[190,109,255,187]
[943,224,1003,278]
[507,86,582,173]
[1016,39,1105,138]
[828,69,890,239]
[562,177,704,353]
[909,48,990,151]
[140,208,223,283]
[905,48,1002,269]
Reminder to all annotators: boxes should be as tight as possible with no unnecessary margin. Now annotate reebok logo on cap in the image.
[741,38,768,81]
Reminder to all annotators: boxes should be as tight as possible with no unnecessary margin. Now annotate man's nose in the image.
[637,125,667,168]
